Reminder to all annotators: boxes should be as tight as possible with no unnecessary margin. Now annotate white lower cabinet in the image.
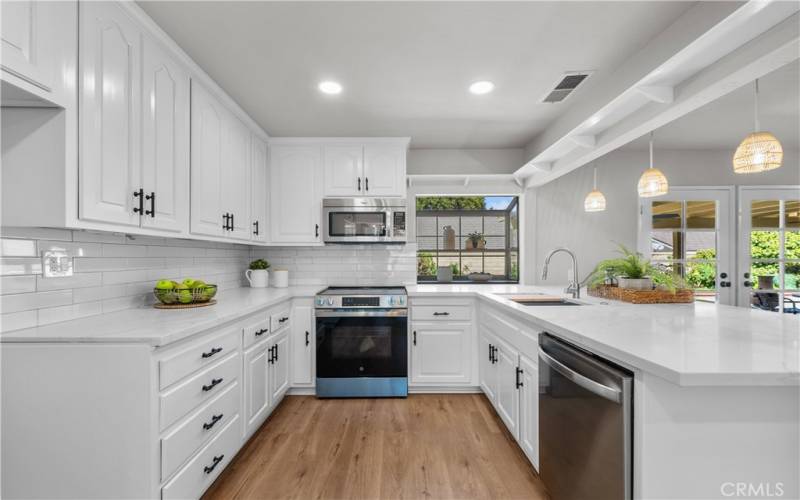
[244,340,271,436]
[270,329,290,401]
[478,306,540,472]
[410,323,472,385]
[291,302,314,386]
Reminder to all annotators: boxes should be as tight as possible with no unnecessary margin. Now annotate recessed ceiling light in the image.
[469,81,494,95]
[318,81,343,95]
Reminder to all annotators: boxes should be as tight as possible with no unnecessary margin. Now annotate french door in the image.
[738,187,800,313]
[639,187,735,305]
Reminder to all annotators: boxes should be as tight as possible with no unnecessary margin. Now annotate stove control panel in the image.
[315,294,406,309]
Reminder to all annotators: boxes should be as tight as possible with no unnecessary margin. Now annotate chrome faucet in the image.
[541,247,580,299]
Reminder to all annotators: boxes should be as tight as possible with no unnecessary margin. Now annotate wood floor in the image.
[203,394,550,500]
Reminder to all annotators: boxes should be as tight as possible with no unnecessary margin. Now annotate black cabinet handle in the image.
[365,177,369,191]
[145,192,155,217]
[201,347,222,359]
[279,317,289,323]
[202,413,224,431]
[230,213,234,229]
[268,345,276,364]
[488,343,493,362]
[432,312,449,316]
[253,220,259,235]
[255,328,267,337]
[515,367,523,389]
[204,454,225,474]
[357,177,361,191]
[222,213,229,230]
[315,224,319,238]
[202,377,223,392]
[133,189,144,214]
[413,330,417,346]
[305,331,310,346]
[490,345,497,364]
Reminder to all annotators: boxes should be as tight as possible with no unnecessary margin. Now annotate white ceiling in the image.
[623,60,800,151]
[139,1,693,149]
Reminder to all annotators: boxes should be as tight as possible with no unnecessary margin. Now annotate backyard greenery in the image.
[416,196,486,210]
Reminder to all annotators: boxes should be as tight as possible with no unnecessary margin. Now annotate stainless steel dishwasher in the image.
[538,333,633,500]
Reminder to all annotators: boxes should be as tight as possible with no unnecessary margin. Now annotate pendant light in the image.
[638,131,668,198]
[733,79,783,173]
[584,165,606,212]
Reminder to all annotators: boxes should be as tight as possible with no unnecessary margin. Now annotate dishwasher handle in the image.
[539,347,622,403]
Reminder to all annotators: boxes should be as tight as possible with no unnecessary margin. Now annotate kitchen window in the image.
[416,196,519,283]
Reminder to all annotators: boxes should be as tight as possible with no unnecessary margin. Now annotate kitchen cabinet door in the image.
[79,1,141,227]
[479,331,497,403]
[363,145,405,197]
[250,135,268,243]
[140,36,189,233]
[518,354,539,471]
[221,115,251,241]
[190,81,224,237]
[494,339,520,439]
[269,146,323,244]
[244,342,270,436]
[323,145,362,196]
[1,1,51,92]
[410,323,471,385]
[291,305,314,386]
[270,330,290,403]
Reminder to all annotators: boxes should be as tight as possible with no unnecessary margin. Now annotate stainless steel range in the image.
[315,287,408,398]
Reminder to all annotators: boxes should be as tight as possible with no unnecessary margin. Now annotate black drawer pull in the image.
[204,454,225,474]
[202,413,224,431]
[305,331,310,346]
[432,311,450,316]
[201,347,223,359]
[202,378,223,392]
[279,317,289,323]
[255,328,267,336]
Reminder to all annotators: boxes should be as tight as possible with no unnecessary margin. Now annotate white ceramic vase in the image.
[245,269,269,288]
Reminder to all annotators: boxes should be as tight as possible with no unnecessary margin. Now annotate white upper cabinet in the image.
[363,145,406,197]
[320,139,408,198]
[323,145,363,196]
[250,136,268,243]
[269,145,323,244]
[1,0,76,106]
[79,1,142,227]
[140,36,189,233]
[190,81,224,237]
[221,115,251,241]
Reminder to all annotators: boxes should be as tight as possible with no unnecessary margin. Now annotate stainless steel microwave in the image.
[322,198,407,244]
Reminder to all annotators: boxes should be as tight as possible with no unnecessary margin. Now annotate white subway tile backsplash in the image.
[0,257,42,276]
[0,290,73,313]
[37,301,103,326]
[73,230,127,244]
[0,275,37,295]
[36,272,102,291]
[38,240,102,257]
[102,244,147,257]
[1,227,72,241]
[1,311,38,331]
[0,239,38,257]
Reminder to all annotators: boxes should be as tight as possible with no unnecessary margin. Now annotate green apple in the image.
[192,279,206,288]
[181,278,196,289]
[155,280,175,290]
[178,289,193,304]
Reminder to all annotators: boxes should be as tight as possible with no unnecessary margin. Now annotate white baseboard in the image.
[288,385,482,396]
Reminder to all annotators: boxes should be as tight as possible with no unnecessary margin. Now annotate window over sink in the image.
[416,196,519,283]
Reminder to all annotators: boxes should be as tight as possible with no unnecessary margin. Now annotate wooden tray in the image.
[154,300,217,309]
[588,285,693,304]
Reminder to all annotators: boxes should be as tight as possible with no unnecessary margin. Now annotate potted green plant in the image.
[246,259,270,288]
[465,231,486,250]
[588,244,683,291]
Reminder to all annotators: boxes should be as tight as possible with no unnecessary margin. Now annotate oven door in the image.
[323,207,402,243]
[316,309,408,397]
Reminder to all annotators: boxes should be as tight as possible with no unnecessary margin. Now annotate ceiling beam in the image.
[570,135,596,148]
[635,86,675,104]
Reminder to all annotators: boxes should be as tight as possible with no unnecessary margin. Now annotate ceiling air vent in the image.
[542,72,592,103]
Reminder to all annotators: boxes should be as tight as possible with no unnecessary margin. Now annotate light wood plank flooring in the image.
[203,394,550,500]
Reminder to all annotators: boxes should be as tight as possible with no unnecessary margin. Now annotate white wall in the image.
[527,148,800,285]
[407,148,524,175]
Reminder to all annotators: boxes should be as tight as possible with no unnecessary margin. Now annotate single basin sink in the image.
[510,298,581,306]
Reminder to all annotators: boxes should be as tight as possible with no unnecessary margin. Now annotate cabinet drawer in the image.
[161,381,240,481]
[242,314,270,349]
[162,414,241,500]
[160,328,240,390]
[160,353,240,430]
[270,306,291,333]
[413,305,471,322]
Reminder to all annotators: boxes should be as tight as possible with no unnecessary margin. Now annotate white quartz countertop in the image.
[0,287,323,347]
[408,284,800,387]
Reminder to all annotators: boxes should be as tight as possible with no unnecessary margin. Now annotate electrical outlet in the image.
[41,250,73,278]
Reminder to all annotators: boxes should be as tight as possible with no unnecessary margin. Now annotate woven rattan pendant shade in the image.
[638,132,668,198]
[733,131,783,173]
[584,167,606,212]
[734,79,783,174]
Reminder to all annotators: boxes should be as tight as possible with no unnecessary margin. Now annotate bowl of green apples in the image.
[153,279,217,307]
